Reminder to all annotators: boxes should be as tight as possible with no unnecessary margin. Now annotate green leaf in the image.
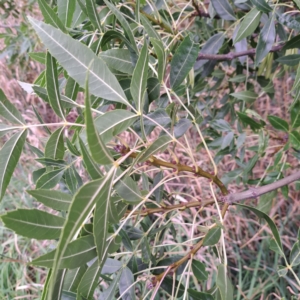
[27,189,72,211]
[255,16,276,65]
[85,74,114,165]
[47,170,116,298]
[100,49,135,75]
[63,265,87,292]
[276,54,300,66]
[291,102,300,128]
[236,203,284,255]
[188,289,214,300]
[161,277,185,297]
[103,0,138,53]
[174,119,191,138]
[138,135,172,163]
[277,265,288,277]
[141,237,152,263]
[64,166,78,194]
[100,270,122,299]
[119,267,135,300]
[230,91,258,103]
[29,52,46,64]
[141,14,161,40]
[0,130,27,201]
[234,8,262,44]
[28,18,129,104]
[147,77,160,103]
[0,89,25,125]
[196,33,225,69]
[257,190,276,214]
[150,38,166,82]
[93,171,116,267]
[221,132,234,149]
[57,0,76,28]
[38,0,67,33]
[65,77,79,101]
[131,42,149,112]
[45,127,65,159]
[35,157,66,168]
[36,168,65,189]
[290,241,300,267]
[1,209,65,240]
[290,131,300,150]
[32,235,96,268]
[211,0,236,20]
[216,264,234,300]
[153,171,164,203]
[192,260,208,281]
[170,36,199,89]
[283,35,300,51]
[250,0,272,13]
[203,227,221,246]
[115,171,143,204]
[268,115,289,132]
[237,112,265,131]
[79,137,103,180]
[86,0,102,31]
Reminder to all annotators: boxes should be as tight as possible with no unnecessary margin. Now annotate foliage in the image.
[0,0,300,299]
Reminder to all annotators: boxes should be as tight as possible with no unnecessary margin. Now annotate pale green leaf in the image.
[32,235,96,268]
[203,227,221,246]
[28,18,129,104]
[119,267,135,300]
[57,0,76,28]
[1,209,65,240]
[290,241,300,267]
[27,189,72,211]
[0,130,27,201]
[131,42,149,112]
[99,270,122,300]
[216,264,234,300]
[150,38,166,82]
[211,0,236,20]
[86,0,102,32]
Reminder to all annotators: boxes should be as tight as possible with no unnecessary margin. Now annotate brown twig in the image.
[197,44,284,61]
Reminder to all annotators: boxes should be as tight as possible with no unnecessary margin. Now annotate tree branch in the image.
[197,44,284,61]
[223,170,300,204]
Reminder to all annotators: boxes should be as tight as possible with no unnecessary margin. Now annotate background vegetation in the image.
[0,0,300,299]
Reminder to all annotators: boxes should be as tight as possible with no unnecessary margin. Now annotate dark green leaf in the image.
[283,35,300,51]
[32,235,96,268]
[35,157,66,168]
[234,8,262,43]
[188,289,214,300]
[237,112,265,131]
[147,77,160,103]
[250,0,272,13]
[38,0,67,33]
[65,77,79,101]
[161,277,185,297]
[255,16,276,65]
[86,0,102,31]
[131,42,149,112]
[1,209,65,240]
[153,171,164,203]
[192,260,208,281]
[290,131,300,150]
[211,0,236,20]
[268,115,289,132]
[63,265,87,292]
[141,15,161,40]
[170,36,199,89]
[45,127,65,159]
[291,102,300,128]
[27,189,72,211]
[141,237,151,263]
[36,168,65,189]
[64,166,78,194]
[203,227,221,246]
[0,89,25,125]
[150,38,166,82]
[0,130,27,201]
[276,54,300,66]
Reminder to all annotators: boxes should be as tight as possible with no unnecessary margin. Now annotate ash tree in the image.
[0,0,300,298]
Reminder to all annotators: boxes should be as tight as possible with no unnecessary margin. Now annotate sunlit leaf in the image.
[1,209,65,240]
[28,18,129,104]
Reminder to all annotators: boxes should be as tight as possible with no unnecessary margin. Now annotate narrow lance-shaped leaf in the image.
[46,52,65,119]
[0,89,25,125]
[234,8,262,44]
[100,270,122,300]
[85,71,114,165]
[216,264,234,300]
[36,168,65,189]
[103,0,138,53]
[141,15,161,40]
[1,209,65,240]
[27,189,72,211]
[65,76,79,101]
[150,38,166,82]
[170,36,199,89]
[63,265,88,292]
[46,169,116,299]
[45,127,65,159]
[38,0,67,33]
[131,42,149,112]
[28,18,129,105]
[86,0,103,32]
[0,130,27,201]
[32,235,97,269]
[57,0,76,28]
[119,267,135,300]
[211,0,236,20]
[255,16,276,65]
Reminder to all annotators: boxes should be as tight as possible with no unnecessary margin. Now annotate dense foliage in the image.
[0,0,300,298]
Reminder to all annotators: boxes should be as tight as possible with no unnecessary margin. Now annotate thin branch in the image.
[223,170,300,204]
[197,44,284,61]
